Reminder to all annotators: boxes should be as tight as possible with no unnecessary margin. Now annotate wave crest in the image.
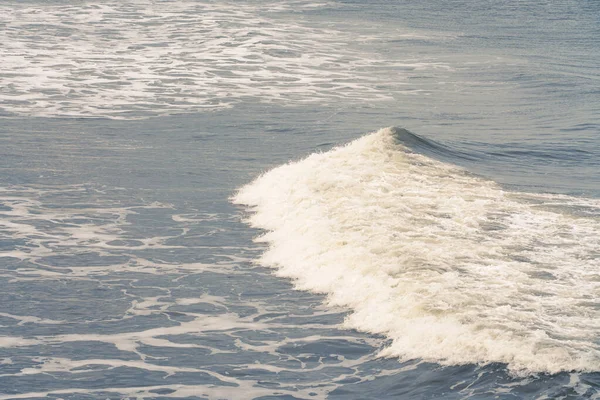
[233,127,600,374]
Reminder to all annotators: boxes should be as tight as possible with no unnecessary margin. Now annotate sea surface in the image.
[1,1,599,399]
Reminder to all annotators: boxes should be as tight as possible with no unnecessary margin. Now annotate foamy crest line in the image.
[233,127,600,375]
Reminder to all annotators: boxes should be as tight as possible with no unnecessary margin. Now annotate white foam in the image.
[0,313,64,326]
[233,127,600,375]
[0,1,442,119]
[0,383,328,400]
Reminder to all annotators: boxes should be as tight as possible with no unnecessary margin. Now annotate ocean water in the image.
[1,0,599,399]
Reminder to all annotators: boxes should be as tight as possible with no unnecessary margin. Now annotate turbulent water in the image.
[1,0,599,399]
[234,127,600,375]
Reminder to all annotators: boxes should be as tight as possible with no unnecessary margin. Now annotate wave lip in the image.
[233,127,600,375]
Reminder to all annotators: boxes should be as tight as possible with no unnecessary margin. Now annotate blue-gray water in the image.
[1,1,599,399]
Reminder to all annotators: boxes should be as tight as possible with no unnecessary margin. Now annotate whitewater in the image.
[235,127,600,375]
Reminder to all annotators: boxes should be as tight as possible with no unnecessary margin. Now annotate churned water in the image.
[1,1,599,399]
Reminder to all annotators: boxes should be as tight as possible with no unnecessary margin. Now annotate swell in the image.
[233,127,600,375]
[395,128,598,166]
[391,128,480,162]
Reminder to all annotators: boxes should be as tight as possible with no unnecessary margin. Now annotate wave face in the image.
[234,127,600,375]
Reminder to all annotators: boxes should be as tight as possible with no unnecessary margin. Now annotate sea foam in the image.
[0,1,427,119]
[234,127,600,374]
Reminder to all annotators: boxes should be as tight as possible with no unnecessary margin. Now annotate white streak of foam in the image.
[0,384,328,400]
[18,357,202,376]
[233,127,600,375]
[0,313,64,326]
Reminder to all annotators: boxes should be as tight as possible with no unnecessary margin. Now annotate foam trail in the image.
[0,1,435,119]
[234,127,600,375]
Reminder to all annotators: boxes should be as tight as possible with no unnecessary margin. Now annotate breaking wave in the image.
[234,127,600,375]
